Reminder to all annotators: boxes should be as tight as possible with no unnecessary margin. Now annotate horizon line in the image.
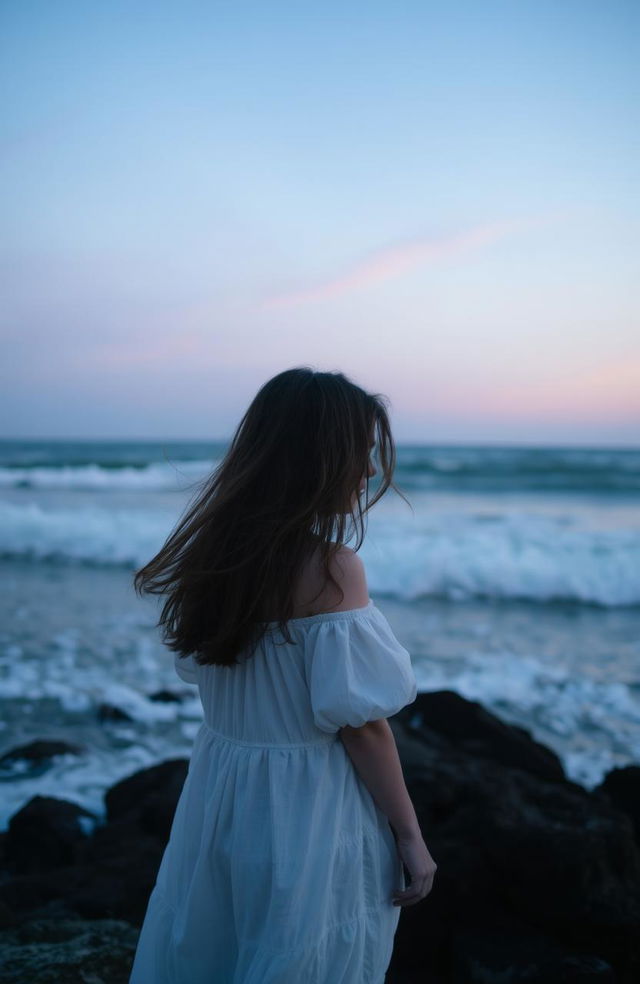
[1,435,639,452]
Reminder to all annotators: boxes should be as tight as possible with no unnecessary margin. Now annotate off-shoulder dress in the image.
[129,601,417,984]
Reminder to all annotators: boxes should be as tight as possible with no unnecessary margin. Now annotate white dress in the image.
[129,601,417,984]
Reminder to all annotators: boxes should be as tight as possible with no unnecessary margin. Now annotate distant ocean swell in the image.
[2,500,639,607]
[1,445,640,494]
[0,462,211,493]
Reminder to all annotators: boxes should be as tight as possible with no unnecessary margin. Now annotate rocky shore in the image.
[1,690,638,983]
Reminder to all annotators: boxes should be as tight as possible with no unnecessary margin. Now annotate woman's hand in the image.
[392,832,437,906]
[337,717,437,906]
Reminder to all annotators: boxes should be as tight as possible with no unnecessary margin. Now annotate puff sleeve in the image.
[174,652,198,684]
[308,605,417,733]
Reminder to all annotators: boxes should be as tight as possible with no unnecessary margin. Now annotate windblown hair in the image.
[133,367,400,666]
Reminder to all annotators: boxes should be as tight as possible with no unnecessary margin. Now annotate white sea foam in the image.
[0,461,211,492]
[0,626,204,829]
[362,510,640,607]
[0,654,202,724]
[0,500,171,567]
[2,499,639,606]
[411,650,640,789]
[0,740,197,831]
[2,439,637,830]
[0,639,636,827]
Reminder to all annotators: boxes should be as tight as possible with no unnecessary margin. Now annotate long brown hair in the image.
[133,367,400,666]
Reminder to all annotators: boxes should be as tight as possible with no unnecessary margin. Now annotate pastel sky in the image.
[1,0,638,445]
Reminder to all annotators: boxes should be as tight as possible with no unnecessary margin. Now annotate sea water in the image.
[1,439,639,829]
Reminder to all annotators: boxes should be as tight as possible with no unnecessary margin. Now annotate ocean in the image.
[1,438,639,830]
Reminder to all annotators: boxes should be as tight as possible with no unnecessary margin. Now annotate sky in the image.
[1,0,639,446]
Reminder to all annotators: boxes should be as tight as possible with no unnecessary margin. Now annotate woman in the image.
[129,367,437,984]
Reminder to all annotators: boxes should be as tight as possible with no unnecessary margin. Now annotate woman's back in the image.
[131,593,417,983]
[176,598,415,743]
[129,368,435,983]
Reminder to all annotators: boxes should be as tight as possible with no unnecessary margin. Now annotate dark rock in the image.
[387,708,640,984]
[0,897,16,930]
[0,740,85,778]
[450,929,616,983]
[5,796,99,875]
[0,836,163,928]
[398,689,566,781]
[0,917,138,983]
[594,765,640,843]
[0,740,85,764]
[2,690,638,984]
[0,871,75,930]
[97,703,133,723]
[0,758,188,927]
[105,758,188,838]
[148,689,182,703]
[74,827,167,923]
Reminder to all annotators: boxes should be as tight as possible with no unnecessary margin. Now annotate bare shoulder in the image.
[328,546,369,611]
[292,543,369,616]
[329,544,365,578]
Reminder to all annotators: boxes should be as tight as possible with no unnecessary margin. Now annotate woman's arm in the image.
[340,718,419,837]
[340,718,437,906]
[319,553,437,904]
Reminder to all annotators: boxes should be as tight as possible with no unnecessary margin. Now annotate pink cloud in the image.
[261,217,542,309]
